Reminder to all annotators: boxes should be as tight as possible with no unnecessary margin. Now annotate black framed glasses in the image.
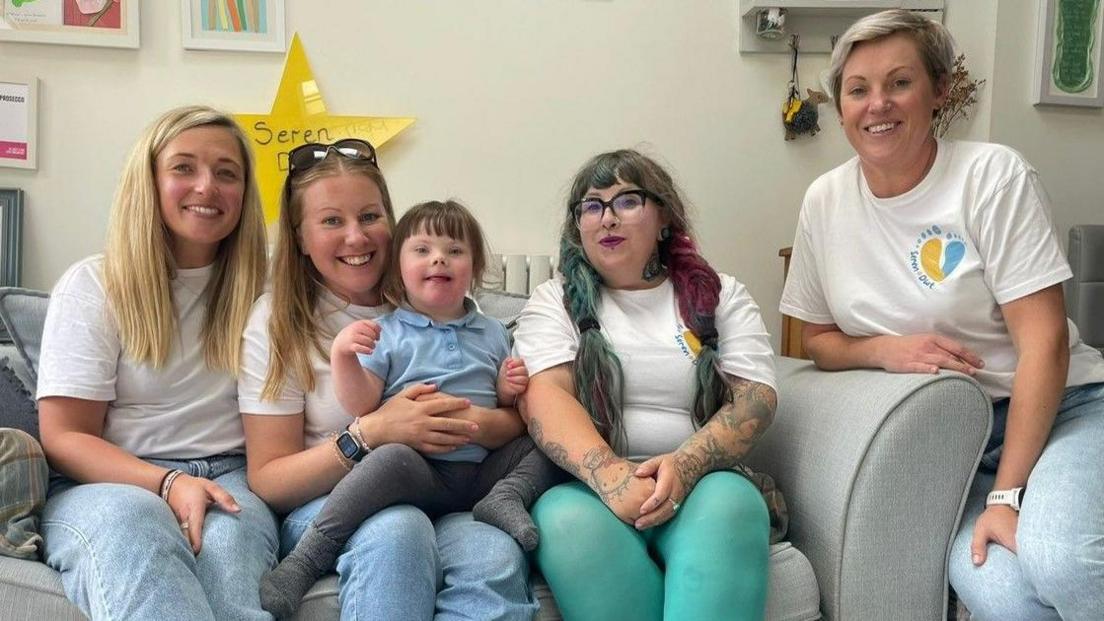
[287,138,378,175]
[572,189,657,229]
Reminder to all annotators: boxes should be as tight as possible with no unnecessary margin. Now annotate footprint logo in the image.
[920,234,966,282]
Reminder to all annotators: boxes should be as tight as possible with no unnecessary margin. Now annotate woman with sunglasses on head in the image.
[513,149,777,621]
[36,105,273,620]
[238,140,538,619]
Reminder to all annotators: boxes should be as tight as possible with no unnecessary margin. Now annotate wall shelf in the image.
[738,0,945,54]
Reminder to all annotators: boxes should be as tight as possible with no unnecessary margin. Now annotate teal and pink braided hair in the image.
[559,150,731,451]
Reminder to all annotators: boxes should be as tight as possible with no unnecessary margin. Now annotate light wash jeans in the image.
[949,382,1104,621]
[282,497,537,621]
[42,455,279,621]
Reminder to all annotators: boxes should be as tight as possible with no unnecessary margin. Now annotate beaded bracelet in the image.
[331,434,354,472]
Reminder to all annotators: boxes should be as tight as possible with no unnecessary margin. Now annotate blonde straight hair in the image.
[261,156,394,399]
[103,105,267,371]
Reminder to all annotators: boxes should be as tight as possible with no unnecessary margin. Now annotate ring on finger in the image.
[179,521,190,530]
[668,498,681,513]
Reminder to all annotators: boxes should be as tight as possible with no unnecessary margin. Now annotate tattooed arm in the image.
[633,375,777,529]
[519,363,656,524]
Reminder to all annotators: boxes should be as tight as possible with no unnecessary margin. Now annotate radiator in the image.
[488,254,554,295]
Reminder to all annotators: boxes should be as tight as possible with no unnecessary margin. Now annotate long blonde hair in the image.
[102,105,267,371]
[261,156,395,399]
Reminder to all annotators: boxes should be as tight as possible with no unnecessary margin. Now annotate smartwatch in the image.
[986,487,1025,511]
[335,430,367,462]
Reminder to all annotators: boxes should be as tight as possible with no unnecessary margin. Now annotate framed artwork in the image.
[0,188,23,287]
[0,75,37,170]
[181,0,286,53]
[0,0,139,48]
[1034,0,1104,107]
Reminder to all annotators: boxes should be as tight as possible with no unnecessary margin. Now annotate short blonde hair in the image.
[828,9,955,113]
[103,105,266,371]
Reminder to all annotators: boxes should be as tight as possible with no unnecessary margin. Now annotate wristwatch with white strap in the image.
[986,487,1025,511]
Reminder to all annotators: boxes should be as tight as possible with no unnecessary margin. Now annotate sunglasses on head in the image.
[287,138,378,175]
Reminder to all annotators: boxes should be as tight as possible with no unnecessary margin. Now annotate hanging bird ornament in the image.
[782,35,829,141]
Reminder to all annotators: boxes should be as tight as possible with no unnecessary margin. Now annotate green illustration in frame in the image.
[1053,0,1100,93]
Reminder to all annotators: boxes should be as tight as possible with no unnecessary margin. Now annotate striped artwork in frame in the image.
[180,0,286,52]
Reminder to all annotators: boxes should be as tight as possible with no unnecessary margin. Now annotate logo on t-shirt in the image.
[908,225,966,289]
[674,326,702,364]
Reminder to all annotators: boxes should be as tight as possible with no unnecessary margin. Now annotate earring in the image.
[658,226,671,241]
[642,250,664,281]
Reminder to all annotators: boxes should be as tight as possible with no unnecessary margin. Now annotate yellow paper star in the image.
[236,34,415,223]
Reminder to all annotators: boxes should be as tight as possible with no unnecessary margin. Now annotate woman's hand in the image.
[872,333,984,375]
[367,383,476,454]
[166,474,241,554]
[632,452,690,530]
[970,506,1018,565]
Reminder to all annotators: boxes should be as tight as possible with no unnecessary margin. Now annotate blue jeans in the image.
[282,497,537,620]
[949,382,1104,620]
[42,455,279,621]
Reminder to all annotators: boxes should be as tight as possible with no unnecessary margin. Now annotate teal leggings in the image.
[532,471,769,621]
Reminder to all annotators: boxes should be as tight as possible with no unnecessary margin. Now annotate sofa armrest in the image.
[745,357,991,621]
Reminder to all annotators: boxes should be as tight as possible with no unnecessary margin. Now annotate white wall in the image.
[989,1,1104,243]
[1,1,1002,350]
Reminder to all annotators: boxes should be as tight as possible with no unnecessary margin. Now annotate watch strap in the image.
[986,487,1024,511]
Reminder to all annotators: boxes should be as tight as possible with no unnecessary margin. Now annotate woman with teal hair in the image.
[514,149,776,620]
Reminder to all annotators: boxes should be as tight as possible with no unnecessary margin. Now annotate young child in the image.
[260,200,562,618]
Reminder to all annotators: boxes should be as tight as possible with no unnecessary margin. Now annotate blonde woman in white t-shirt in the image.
[780,11,1104,620]
[35,106,274,620]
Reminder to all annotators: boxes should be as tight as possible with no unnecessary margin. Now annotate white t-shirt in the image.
[238,290,390,448]
[780,139,1104,399]
[36,255,244,459]
[514,274,776,462]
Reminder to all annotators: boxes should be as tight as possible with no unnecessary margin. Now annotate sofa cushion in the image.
[474,288,530,330]
[0,556,85,620]
[0,357,37,439]
[0,288,49,384]
[289,542,821,621]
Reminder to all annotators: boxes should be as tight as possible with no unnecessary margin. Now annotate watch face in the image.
[336,433,361,460]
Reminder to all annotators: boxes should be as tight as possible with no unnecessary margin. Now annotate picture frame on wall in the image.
[181,0,286,53]
[1033,0,1104,107]
[0,75,37,171]
[0,0,139,48]
[0,188,23,287]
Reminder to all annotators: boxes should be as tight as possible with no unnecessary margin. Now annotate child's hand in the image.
[497,357,529,402]
[332,319,381,360]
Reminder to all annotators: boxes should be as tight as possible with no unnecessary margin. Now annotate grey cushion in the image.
[291,542,820,621]
[474,288,530,330]
[0,288,50,383]
[0,357,37,440]
[1066,225,1104,349]
[0,556,85,620]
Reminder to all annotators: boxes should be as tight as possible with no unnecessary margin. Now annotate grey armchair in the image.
[746,357,991,621]
[1066,224,1104,349]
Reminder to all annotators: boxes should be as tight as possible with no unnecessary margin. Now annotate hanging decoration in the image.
[782,35,829,141]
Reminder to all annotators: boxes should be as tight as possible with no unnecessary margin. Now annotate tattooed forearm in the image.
[580,446,637,502]
[527,417,577,478]
[675,377,776,491]
[528,417,634,502]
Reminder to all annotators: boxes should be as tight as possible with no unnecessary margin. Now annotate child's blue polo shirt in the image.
[357,301,509,463]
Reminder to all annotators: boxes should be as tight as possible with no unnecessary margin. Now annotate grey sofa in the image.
[1066,224,1104,350]
[0,286,993,621]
